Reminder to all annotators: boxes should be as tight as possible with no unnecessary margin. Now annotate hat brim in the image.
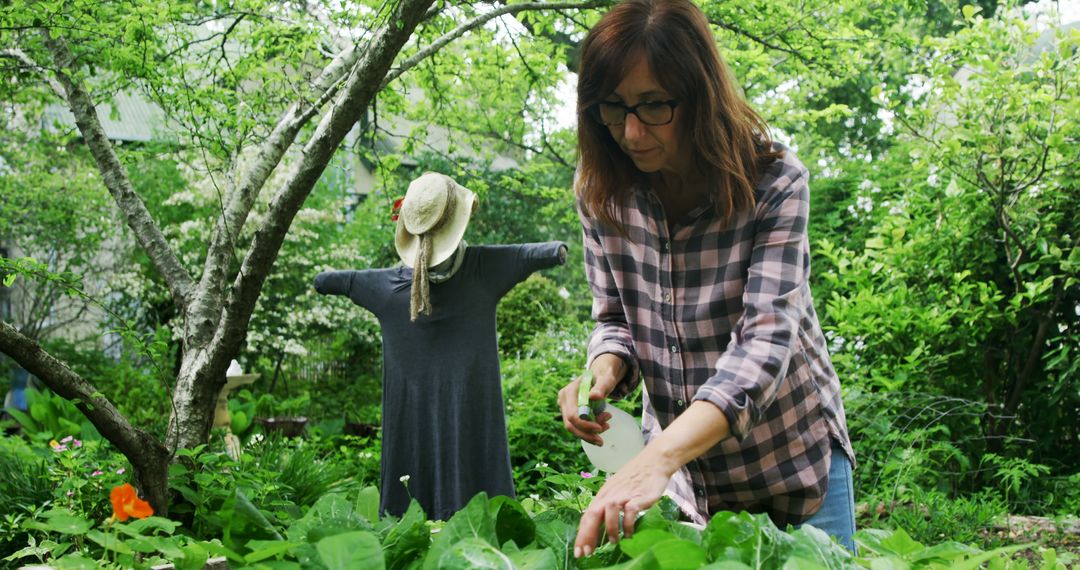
[394,184,475,268]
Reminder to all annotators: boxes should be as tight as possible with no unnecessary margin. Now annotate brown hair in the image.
[576,0,782,231]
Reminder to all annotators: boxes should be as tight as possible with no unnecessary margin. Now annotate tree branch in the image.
[382,0,608,89]
[710,19,817,66]
[1002,285,1065,419]
[0,47,66,98]
[0,320,171,513]
[187,28,365,349]
[185,0,439,444]
[39,31,194,312]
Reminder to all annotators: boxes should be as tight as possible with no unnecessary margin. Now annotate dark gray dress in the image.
[313,242,566,520]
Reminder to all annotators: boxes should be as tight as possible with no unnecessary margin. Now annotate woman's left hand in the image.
[573,447,675,558]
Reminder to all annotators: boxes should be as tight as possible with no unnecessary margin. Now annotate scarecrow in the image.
[314,172,567,520]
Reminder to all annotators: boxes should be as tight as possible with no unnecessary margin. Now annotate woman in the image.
[558,0,857,557]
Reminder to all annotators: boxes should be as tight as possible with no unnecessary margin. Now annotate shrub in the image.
[497,273,573,357]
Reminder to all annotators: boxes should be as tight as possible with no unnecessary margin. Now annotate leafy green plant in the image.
[253,392,311,419]
[3,506,230,569]
[220,488,1054,569]
[843,388,982,502]
[497,274,574,357]
[0,436,53,560]
[883,488,1007,548]
[981,453,1051,514]
[6,387,100,444]
[502,323,608,496]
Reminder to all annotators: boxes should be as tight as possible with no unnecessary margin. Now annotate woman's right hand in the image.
[558,353,625,446]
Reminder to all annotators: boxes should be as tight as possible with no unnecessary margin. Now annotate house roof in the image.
[43,90,175,143]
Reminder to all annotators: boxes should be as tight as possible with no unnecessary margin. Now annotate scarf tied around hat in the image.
[409,186,457,321]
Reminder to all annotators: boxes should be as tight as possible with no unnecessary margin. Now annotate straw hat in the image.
[393,172,477,321]
[394,172,476,269]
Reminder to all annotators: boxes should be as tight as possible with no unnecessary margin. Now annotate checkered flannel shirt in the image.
[581,145,854,526]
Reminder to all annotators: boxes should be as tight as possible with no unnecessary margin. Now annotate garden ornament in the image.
[394,172,477,321]
[218,359,259,460]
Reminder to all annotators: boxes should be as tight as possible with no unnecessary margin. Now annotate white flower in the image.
[399,474,411,484]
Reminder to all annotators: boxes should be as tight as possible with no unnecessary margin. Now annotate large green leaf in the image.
[633,500,702,544]
[620,529,678,558]
[701,511,793,566]
[316,531,385,570]
[382,500,430,570]
[85,530,134,554]
[118,516,182,536]
[27,513,93,536]
[507,548,559,569]
[436,537,514,569]
[355,485,381,524]
[244,539,303,563]
[51,554,99,570]
[620,530,706,569]
[490,494,536,548]
[787,525,854,568]
[532,508,580,570]
[423,493,498,570]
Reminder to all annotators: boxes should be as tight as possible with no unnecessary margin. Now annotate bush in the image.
[497,273,573,357]
[845,388,983,502]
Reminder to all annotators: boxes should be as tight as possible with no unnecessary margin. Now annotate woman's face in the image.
[605,56,690,177]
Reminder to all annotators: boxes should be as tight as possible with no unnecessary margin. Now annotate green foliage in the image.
[807,10,1079,502]
[7,388,100,444]
[502,322,609,497]
[3,507,230,570]
[497,274,573,357]
[1,431,1066,568]
[167,437,360,551]
[879,489,1007,548]
[980,453,1052,513]
[0,436,53,560]
[42,337,174,435]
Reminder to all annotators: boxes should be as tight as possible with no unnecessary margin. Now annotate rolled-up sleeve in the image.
[580,214,641,400]
[692,167,810,440]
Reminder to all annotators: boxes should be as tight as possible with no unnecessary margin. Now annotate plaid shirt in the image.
[581,145,853,526]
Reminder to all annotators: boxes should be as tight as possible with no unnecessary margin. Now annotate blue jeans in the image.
[797,439,857,552]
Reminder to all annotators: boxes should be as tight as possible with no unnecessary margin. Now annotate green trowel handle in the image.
[576,369,607,420]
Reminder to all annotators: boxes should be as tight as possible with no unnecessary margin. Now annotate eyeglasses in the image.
[589,100,679,126]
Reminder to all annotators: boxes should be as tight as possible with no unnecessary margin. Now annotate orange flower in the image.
[109,483,153,521]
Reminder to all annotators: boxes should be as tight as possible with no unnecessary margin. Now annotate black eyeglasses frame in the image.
[588,99,679,126]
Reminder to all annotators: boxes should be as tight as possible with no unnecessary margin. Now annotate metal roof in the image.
[43,90,175,143]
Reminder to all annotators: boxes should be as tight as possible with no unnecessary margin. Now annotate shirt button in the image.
[676,399,685,408]
[670,344,678,353]
[695,488,706,498]
[661,240,669,251]
[664,292,672,302]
